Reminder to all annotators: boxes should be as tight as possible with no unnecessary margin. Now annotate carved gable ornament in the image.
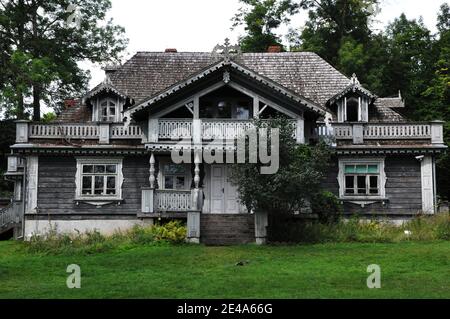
[212,38,242,63]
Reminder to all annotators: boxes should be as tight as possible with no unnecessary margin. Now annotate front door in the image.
[210,165,240,214]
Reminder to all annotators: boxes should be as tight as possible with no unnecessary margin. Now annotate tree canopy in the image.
[233,1,450,200]
[0,0,128,120]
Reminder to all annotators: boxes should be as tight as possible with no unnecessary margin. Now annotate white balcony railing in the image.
[111,124,143,139]
[155,190,192,212]
[29,123,100,139]
[201,120,255,140]
[158,119,192,140]
[315,122,443,144]
[21,122,144,143]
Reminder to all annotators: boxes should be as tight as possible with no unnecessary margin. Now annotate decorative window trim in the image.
[92,97,123,122]
[75,157,124,206]
[337,96,369,123]
[158,158,192,191]
[337,157,387,205]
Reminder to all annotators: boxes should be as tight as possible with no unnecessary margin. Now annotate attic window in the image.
[346,97,359,122]
[100,98,117,122]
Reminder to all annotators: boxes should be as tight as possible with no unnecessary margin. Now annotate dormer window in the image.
[329,74,375,123]
[346,97,359,122]
[100,98,117,122]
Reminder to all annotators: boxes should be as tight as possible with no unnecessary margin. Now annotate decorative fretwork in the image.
[155,190,192,212]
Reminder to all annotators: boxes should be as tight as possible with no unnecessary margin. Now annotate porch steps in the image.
[200,214,255,246]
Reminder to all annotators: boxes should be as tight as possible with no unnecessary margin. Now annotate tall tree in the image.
[0,0,128,120]
[297,0,379,65]
[232,0,299,52]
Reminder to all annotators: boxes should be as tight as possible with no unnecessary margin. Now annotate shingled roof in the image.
[104,51,350,108]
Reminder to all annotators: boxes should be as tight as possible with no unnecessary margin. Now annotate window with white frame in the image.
[160,162,191,190]
[99,98,117,122]
[338,158,386,199]
[76,158,123,200]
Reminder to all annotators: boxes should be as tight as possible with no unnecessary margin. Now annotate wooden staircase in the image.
[200,214,255,245]
[0,201,22,237]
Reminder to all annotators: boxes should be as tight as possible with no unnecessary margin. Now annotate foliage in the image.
[25,221,187,255]
[311,191,343,223]
[268,213,450,243]
[232,2,450,200]
[0,120,15,197]
[232,0,299,52]
[229,116,332,215]
[0,0,128,120]
[41,112,57,123]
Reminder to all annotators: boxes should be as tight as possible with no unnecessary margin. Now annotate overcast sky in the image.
[83,0,447,89]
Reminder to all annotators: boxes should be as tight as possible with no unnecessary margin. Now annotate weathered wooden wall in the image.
[323,156,422,215]
[37,156,149,218]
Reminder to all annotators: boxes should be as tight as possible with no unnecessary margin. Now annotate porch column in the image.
[187,152,202,244]
[420,155,435,214]
[254,210,268,245]
[141,152,156,213]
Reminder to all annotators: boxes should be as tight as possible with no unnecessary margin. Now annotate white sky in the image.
[56,0,448,115]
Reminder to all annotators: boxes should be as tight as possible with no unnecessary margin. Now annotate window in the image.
[339,158,386,199]
[161,162,190,190]
[346,97,359,122]
[100,98,117,122]
[76,158,123,200]
[344,164,379,196]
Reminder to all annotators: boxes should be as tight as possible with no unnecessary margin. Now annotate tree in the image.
[232,0,299,52]
[297,0,379,66]
[0,0,128,120]
[229,117,332,215]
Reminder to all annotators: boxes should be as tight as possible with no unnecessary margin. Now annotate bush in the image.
[268,213,450,244]
[311,191,343,223]
[25,220,188,255]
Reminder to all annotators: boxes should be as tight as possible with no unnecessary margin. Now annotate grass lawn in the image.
[0,240,449,299]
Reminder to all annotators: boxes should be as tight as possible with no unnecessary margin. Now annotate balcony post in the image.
[148,118,159,143]
[193,119,202,145]
[98,123,110,144]
[431,121,444,144]
[188,152,202,243]
[352,124,364,144]
[15,120,30,143]
[141,152,156,214]
[296,117,305,144]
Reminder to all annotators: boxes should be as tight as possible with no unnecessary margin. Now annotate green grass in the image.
[0,241,449,299]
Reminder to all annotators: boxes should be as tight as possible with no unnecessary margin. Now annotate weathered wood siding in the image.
[323,156,422,215]
[37,156,149,216]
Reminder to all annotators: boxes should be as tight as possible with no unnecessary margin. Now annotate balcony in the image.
[15,120,143,144]
[316,121,444,145]
[151,118,301,143]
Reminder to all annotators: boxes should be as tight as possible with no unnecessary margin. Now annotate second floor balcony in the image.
[14,119,445,147]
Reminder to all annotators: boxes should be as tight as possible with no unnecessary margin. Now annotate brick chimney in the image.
[267,45,282,53]
[104,64,120,76]
[165,48,178,53]
[64,99,77,109]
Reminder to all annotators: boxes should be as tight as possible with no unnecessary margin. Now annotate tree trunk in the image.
[32,85,41,121]
[16,90,25,119]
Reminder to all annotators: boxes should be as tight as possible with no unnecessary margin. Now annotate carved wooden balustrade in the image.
[154,190,192,212]
[315,122,443,145]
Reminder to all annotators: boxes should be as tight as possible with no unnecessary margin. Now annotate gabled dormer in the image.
[84,75,129,123]
[328,74,376,123]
